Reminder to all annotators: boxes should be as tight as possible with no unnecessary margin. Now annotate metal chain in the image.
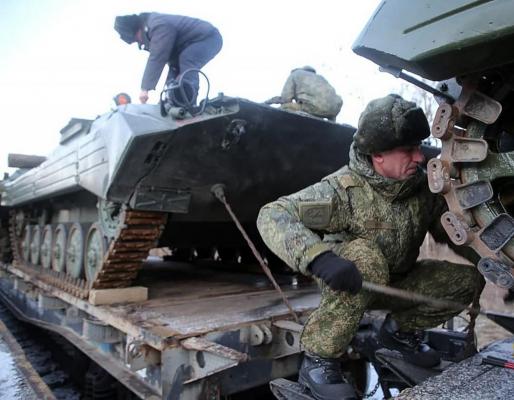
[363,381,381,399]
[355,379,381,399]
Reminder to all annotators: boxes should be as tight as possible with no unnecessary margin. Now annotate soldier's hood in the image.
[348,143,426,200]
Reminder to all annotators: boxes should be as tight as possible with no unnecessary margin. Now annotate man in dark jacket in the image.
[114,13,223,105]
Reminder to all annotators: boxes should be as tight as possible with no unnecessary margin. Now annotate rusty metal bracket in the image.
[477,258,514,289]
[431,103,459,140]
[450,137,488,163]
[454,181,493,210]
[459,89,502,125]
[478,213,514,252]
[427,158,451,194]
[441,211,471,246]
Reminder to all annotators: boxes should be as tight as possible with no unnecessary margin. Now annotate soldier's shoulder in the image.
[322,166,364,189]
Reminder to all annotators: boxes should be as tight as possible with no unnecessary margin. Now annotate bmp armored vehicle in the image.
[354,0,514,292]
[0,96,355,296]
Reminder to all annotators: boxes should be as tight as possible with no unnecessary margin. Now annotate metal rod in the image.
[211,184,299,323]
[362,280,482,316]
[379,65,455,103]
[362,281,514,335]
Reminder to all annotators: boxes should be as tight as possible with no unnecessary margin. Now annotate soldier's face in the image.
[371,145,424,180]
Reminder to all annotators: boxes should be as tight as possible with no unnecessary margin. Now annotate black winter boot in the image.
[379,314,441,368]
[298,353,357,400]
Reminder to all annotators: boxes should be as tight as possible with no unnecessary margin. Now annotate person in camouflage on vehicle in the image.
[257,94,482,400]
[265,66,343,121]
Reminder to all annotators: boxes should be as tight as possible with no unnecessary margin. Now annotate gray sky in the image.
[0,0,404,174]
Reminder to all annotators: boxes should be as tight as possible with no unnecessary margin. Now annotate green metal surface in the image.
[353,0,514,80]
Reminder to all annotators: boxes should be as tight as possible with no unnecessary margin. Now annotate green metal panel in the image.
[353,0,514,80]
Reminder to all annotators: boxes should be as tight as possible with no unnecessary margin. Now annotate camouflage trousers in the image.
[301,238,482,358]
[280,102,337,121]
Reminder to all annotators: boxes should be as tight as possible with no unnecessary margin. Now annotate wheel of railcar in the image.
[52,224,67,272]
[66,223,84,278]
[40,225,53,269]
[20,225,31,262]
[29,225,42,265]
[84,223,107,283]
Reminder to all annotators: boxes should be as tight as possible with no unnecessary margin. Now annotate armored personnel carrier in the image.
[0,95,355,296]
[354,0,514,292]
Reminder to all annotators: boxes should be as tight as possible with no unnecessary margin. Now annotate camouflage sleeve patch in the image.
[257,177,354,275]
[338,172,363,189]
[299,201,332,230]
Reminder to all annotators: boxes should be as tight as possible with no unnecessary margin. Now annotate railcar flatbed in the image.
[0,259,320,399]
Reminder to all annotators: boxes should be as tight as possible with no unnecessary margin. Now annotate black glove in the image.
[308,251,362,294]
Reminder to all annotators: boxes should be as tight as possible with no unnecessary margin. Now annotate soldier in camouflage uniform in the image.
[257,94,481,400]
[265,66,343,121]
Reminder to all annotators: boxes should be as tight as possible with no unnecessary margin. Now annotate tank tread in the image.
[428,83,514,288]
[8,209,167,298]
[8,261,89,299]
[91,209,167,289]
[8,210,21,265]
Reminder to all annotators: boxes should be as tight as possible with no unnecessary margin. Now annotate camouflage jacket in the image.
[280,69,343,118]
[257,145,448,276]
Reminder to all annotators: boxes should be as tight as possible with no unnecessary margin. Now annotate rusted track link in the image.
[8,209,20,264]
[92,209,167,289]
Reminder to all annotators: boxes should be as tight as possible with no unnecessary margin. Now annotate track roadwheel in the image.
[52,224,67,272]
[20,225,31,262]
[40,225,53,269]
[30,225,41,265]
[66,223,84,278]
[97,199,121,239]
[84,224,107,284]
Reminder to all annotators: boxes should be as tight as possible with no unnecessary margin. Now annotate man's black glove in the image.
[308,251,362,294]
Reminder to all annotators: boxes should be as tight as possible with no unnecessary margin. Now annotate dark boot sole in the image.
[298,372,357,400]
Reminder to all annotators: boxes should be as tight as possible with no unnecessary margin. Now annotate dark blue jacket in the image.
[141,13,218,90]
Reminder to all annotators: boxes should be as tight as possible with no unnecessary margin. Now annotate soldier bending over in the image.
[265,66,343,121]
